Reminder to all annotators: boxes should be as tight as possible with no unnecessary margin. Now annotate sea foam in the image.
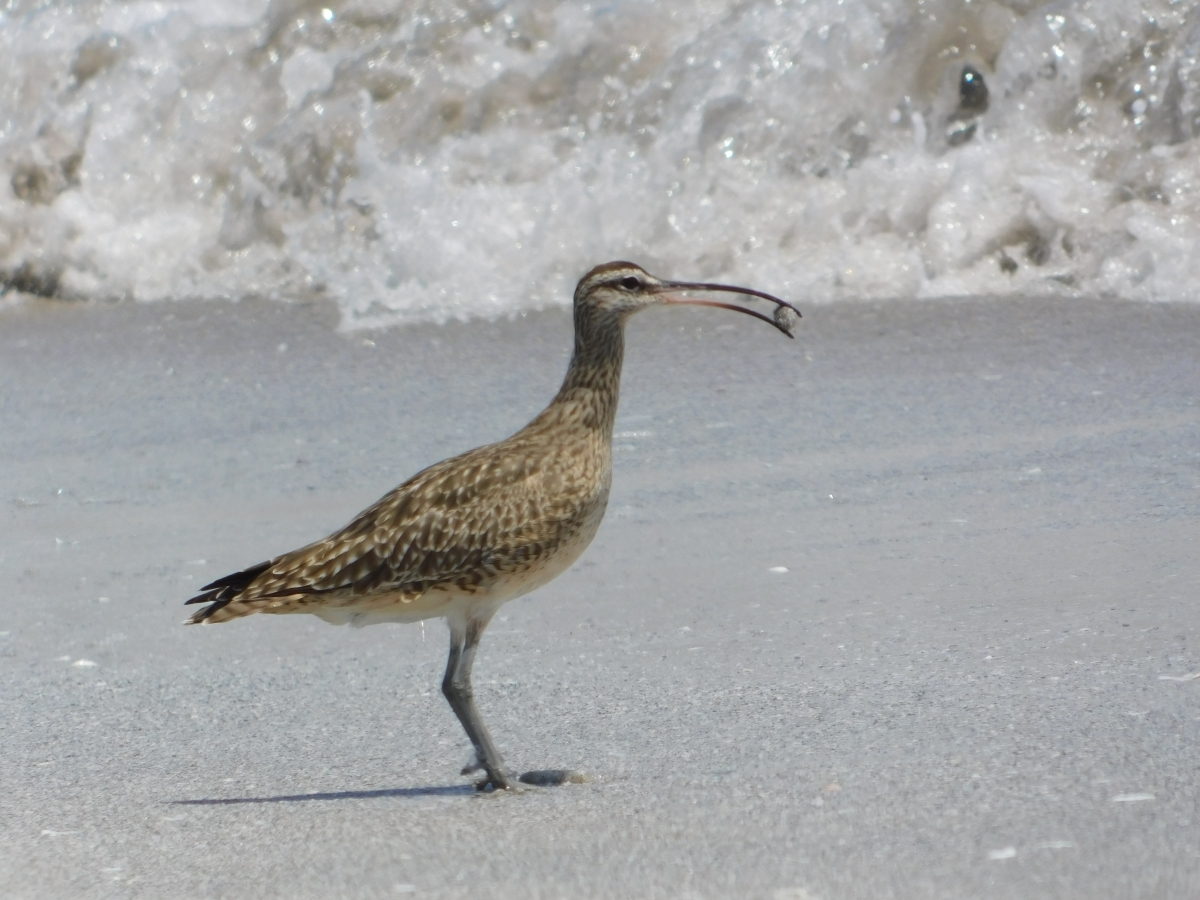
[1,0,1197,328]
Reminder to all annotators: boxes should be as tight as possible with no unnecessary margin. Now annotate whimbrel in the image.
[186,261,799,791]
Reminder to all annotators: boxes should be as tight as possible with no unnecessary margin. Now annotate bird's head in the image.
[574,261,800,337]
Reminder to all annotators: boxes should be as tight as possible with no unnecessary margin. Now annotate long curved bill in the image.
[654,280,801,338]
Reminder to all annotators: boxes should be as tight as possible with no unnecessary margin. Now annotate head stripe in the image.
[575,261,651,302]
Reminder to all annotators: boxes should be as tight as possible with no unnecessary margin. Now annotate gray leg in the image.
[442,613,589,791]
[442,616,518,791]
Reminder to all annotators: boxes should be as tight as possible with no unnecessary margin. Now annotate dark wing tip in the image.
[184,589,219,606]
[183,559,272,623]
[198,560,272,593]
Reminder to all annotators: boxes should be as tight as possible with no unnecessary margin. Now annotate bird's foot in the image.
[463,762,523,792]
[473,773,524,792]
[518,769,591,787]
[462,762,589,790]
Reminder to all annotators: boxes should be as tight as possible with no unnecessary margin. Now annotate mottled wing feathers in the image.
[186,427,606,625]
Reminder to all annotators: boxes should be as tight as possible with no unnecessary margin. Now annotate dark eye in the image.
[619,276,641,291]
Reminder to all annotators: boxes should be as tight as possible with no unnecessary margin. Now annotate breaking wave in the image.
[2,0,1198,327]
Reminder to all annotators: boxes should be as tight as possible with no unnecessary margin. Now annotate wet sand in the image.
[1,295,1198,899]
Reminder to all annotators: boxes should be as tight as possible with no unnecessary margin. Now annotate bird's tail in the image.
[184,561,272,624]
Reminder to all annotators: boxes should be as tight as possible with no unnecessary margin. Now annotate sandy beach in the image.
[1,294,1198,899]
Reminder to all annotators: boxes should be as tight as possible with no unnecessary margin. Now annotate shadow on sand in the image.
[173,784,473,805]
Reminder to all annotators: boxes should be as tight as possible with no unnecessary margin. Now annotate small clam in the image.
[773,304,800,336]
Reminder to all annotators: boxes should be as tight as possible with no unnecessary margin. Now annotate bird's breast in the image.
[489,474,610,602]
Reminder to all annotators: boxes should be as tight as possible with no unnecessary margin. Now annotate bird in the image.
[186,261,800,791]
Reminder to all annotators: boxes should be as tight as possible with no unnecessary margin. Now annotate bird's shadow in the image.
[172,784,473,806]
